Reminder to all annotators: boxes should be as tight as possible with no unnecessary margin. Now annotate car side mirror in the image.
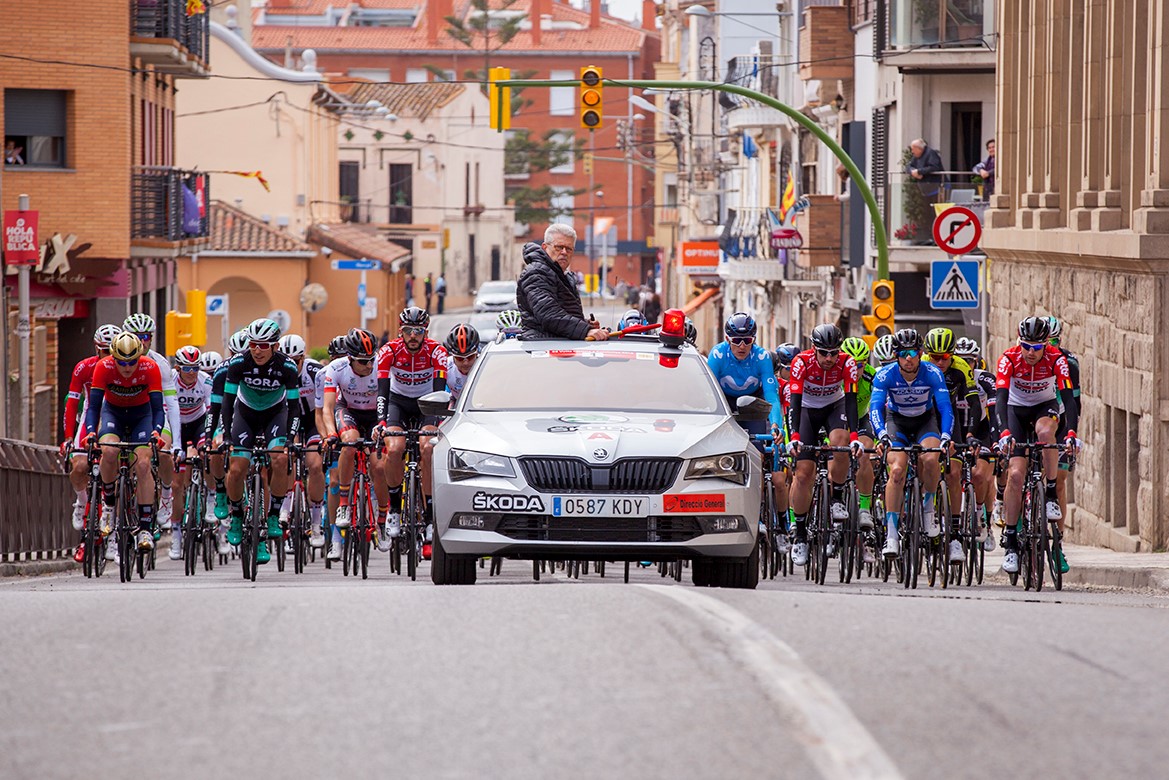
[469,288,478,296]
[733,396,772,421]
[418,390,454,418]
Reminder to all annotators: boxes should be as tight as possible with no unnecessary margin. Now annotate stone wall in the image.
[989,259,1166,552]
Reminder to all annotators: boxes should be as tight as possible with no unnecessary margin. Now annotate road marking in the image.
[639,585,903,780]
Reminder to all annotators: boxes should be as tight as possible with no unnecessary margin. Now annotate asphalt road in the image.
[2,549,1167,780]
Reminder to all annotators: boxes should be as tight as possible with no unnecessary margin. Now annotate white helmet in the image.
[93,324,123,350]
[198,350,223,372]
[279,334,306,358]
[174,345,202,367]
[228,330,250,356]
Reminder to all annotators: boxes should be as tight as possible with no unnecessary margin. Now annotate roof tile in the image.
[209,201,313,253]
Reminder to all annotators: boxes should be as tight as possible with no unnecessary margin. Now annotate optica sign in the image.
[676,241,720,275]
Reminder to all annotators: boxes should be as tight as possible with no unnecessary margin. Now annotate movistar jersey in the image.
[869,361,955,439]
[707,342,785,431]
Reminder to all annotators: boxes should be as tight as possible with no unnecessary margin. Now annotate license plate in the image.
[551,496,649,518]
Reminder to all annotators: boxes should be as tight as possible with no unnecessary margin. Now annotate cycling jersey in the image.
[855,363,876,419]
[706,342,784,431]
[223,352,301,412]
[376,338,448,399]
[869,361,955,440]
[175,371,213,424]
[296,360,322,418]
[443,355,475,403]
[204,362,231,438]
[788,350,858,409]
[145,348,182,438]
[84,356,165,435]
[63,355,102,442]
[995,345,1072,406]
[324,358,379,410]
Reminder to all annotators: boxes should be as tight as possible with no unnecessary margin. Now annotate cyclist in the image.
[785,324,863,567]
[203,330,251,554]
[924,327,984,564]
[123,314,183,533]
[198,350,223,375]
[220,318,301,565]
[495,309,523,342]
[62,324,122,540]
[840,336,878,562]
[322,328,389,558]
[376,307,448,557]
[955,336,1000,551]
[1047,316,1081,536]
[318,335,349,541]
[870,328,955,558]
[683,317,699,348]
[169,345,212,561]
[871,334,897,367]
[279,333,327,549]
[994,316,1079,575]
[83,332,165,554]
[440,323,481,404]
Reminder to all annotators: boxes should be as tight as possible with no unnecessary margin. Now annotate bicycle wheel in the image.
[115,475,133,583]
[936,486,950,589]
[82,482,101,578]
[291,485,307,575]
[355,476,371,580]
[962,485,977,587]
[815,478,830,586]
[843,483,858,584]
[1048,520,1063,591]
[907,480,921,590]
[406,471,421,582]
[1033,491,1046,592]
[275,498,287,574]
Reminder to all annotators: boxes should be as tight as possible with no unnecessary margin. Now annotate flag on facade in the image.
[779,170,796,224]
[742,133,757,160]
[186,0,205,16]
[208,170,271,192]
[181,184,201,235]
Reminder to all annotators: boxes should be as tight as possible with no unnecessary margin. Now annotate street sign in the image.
[362,297,378,321]
[933,206,981,255]
[3,210,39,266]
[931,259,980,309]
[357,282,367,306]
[206,294,228,315]
[331,258,382,271]
[769,227,803,250]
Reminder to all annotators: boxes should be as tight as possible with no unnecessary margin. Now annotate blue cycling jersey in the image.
[707,342,785,432]
[869,361,954,439]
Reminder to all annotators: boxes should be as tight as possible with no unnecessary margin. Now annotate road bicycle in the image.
[1012,441,1067,592]
[799,444,856,586]
[93,440,159,583]
[384,424,428,581]
[67,446,107,578]
[333,438,379,580]
[179,447,215,576]
[238,436,283,582]
[884,444,946,590]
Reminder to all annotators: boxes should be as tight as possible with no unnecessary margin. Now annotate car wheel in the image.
[431,528,477,585]
[691,557,713,587]
[707,545,760,590]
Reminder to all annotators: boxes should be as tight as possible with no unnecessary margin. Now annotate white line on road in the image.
[639,585,903,780]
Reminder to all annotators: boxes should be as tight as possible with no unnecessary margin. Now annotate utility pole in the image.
[16,193,31,441]
[0,159,6,437]
[588,130,596,296]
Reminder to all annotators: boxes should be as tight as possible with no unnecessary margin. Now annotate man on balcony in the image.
[905,138,944,202]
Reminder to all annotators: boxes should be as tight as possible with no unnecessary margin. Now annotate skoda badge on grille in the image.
[592,448,609,460]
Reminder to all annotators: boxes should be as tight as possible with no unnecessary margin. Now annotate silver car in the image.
[472,280,518,312]
[423,333,762,588]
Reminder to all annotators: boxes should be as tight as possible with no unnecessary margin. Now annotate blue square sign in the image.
[930,259,980,309]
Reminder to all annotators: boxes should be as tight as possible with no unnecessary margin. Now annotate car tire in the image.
[691,557,713,587]
[707,544,760,590]
[431,528,477,585]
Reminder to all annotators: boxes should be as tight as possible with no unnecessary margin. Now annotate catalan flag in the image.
[186,0,205,16]
[778,170,797,224]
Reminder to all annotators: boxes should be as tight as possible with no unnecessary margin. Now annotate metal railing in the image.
[0,439,74,562]
[132,166,210,242]
[131,0,210,63]
[884,171,989,245]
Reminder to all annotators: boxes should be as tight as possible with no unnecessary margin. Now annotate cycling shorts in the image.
[885,410,941,447]
[385,392,437,429]
[796,398,848,462]
[180,415,206,449]
[1005,401,1060,457]
[297,413,320,445]
[98,403,154,445]
[337,407,379,438]
[230,403,288,457]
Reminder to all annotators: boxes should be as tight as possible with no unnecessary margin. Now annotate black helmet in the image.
[773,343,799,368]
[683,317,698,346]
[345,328,377,359]
[724,311,756,339]
[399,306,430,328]
[1017,316,1051,343]
[327,335,347,359]
[444,323,481,357]
[892,328,923,352]
[810,323,844,351]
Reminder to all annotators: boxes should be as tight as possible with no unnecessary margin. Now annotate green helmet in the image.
[924,327,955,355]
[840,337,870,364]
[246,318,281,344]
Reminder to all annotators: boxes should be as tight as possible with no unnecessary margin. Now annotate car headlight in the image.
[685,452,747,484]
[448,449,516,481]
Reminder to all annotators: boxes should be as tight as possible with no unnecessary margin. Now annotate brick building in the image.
[244,0,660,292]
[1,0,211,441]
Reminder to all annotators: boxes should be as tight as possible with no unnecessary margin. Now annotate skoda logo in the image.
[592,448,609,460]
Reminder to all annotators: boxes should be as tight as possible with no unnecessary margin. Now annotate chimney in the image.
[428,0,453,44]
[642,0,655,30]
[590,0,600,29]
[530,0,542,45]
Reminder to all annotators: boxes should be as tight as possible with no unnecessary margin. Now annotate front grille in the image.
[496,515,702,543]
[518,457,681,494]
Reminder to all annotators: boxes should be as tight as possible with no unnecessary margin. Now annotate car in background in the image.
[472,280,518,312]
[468,312,499,343]
[423,310,762,588]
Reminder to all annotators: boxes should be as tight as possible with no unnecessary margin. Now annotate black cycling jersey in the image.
[220,352,301,444]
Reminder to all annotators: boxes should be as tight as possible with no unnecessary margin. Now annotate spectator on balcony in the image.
[973,139,995,198]
[905,138,944,202]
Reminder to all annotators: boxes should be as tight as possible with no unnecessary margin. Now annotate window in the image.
[5,89,67,167]
[348,68,390,82]
[550,187,575,227]
[405,68,428,83]
[389,163,413,223]
[434,69,456,82]
[340,160,361,222]
[549,69,575,116]
[548,131,575,174]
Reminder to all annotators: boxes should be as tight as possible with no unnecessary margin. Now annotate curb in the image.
[0,559,79,577]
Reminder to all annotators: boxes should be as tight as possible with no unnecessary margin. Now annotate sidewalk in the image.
[980,542,1169,591]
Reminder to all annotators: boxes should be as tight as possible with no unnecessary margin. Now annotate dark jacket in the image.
[516,242,590,340]
[906,146,944,197]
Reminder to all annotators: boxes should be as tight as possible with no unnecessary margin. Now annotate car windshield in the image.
[479,281,516,296]
[464,348,726,414]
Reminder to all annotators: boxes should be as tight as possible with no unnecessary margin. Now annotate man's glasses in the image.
[929,352,952,361]
[452,353,478,362]
[897,349,921,359]
[179,365,199,372]
[115,358,139,367]
[251,341,275,350]
[815,349,839,358]
[351,357,374,365]
[402,326,426,336]
[133,333,152,342]
[546,244,574,256]
[1019,341,1045,351]
[729,336,754,346]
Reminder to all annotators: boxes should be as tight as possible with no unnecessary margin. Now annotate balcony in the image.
[131,166,211,253]
[799,4,854,83]
[130,0,210,78]
[880,0,996,70]
[726,106,788,132]
[878,173,988,267]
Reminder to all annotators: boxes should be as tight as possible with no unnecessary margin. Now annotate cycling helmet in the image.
[93,324,123,349]
[174,345,201,367]
[496,309,523,331]
[345,328,378,359]
[246,317,281,344]
[891,328,923,352]
[198,350,223,372]
[683,317,698,346]
[228,330,250,356]
[840,337,871,365]
[724,312,757,339]
[810,323,844,351]
[619,309,648,330]
[872,334,896,364]
[444,323,481,357]
[399,306,430,328]
[123,312,155,336]
[1047,315,1062,340]
[954,337,980,358]
[327,335,347,359]
[110,332,144,362]
[279,334,306,359]
[924,327,955,354]
[773,343,799,369]
[1017,315,1051,343]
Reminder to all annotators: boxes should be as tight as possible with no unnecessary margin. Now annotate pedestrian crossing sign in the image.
[930,259,980,309]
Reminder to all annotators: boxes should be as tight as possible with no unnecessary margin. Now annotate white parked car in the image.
[472,280,518,312]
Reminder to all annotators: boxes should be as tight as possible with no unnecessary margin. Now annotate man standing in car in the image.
[517,224,608,341]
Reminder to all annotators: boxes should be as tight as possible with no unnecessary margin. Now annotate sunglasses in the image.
[815,349,839,358]
[402,326,426,336]
[250,341,275,350]
[929,352,952,360]
[1019,341,1045,351]
[897,349,920,359]
[133,333,152,342]
[179,365,200,372]
[351,357,374,365]
[729,336,754,346]
[115,358,139,367]
[452,353,478,362]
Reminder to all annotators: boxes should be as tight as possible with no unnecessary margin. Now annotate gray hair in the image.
[544,223,577,244]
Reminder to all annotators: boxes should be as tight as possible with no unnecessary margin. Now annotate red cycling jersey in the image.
[90,356,163,407]
[778,377,792,414]
[63,355,102,441]
[376,338,449,399]
[995,345,1072,406]
[788,350,858,409]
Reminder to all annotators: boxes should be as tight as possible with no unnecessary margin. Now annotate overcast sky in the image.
[603,0,646,25]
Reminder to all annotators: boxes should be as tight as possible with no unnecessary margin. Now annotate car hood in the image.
[476,293,516,303]
[442,410,748,461]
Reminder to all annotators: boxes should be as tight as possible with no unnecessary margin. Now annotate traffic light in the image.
[165,310,194,355]
[861,279,895,339]
[488,67,511,131]
[580,66,603,129]
[186,289,207,346]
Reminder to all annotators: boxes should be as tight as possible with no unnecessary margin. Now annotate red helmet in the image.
[444,323,481,357]
[174,345,202,367]
[345,328,377,359]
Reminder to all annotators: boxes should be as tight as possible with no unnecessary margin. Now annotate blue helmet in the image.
[619,309,648,330]
[724,312,757,339]
[773,343,799,369]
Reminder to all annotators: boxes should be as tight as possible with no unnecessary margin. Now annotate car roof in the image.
[494,335,696,355]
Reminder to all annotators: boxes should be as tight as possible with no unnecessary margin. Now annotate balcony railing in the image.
[879,172,988,246]
[130,0,210,76]
[132,166,210,242]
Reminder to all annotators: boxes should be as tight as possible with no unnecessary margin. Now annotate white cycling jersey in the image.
[175,371,213,423]
[147,348,182,437]
[443,355,472,402]
[323,357,379,410]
